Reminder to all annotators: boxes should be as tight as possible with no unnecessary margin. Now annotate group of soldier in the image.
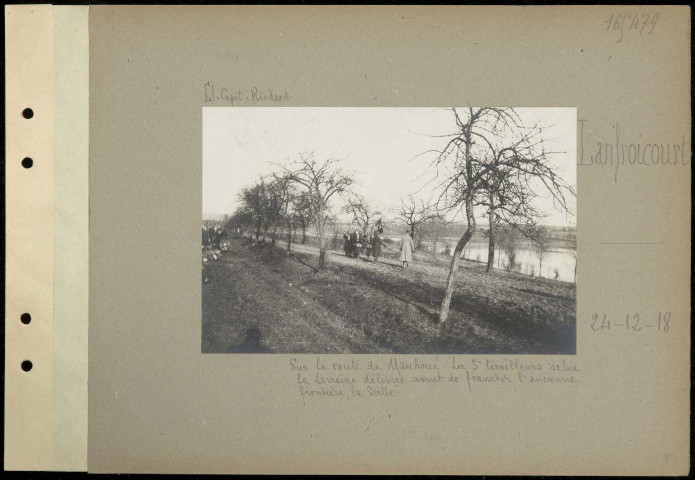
[202,223,229,250]
[343,227,387,262]
[343,226,416,269]
[202,223,231,284]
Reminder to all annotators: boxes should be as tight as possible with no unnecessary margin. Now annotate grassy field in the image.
[202,239,576,355]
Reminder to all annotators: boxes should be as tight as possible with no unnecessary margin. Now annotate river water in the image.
[386,236,576,283]
[457,243,576,283]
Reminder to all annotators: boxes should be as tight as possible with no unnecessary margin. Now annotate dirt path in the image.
[202,239,576,354]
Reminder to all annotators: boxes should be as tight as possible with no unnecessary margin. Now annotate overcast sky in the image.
[203,107,576,226]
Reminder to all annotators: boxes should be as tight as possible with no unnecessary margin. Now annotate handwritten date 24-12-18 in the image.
[605,13,659,43]
[591,312,671,332]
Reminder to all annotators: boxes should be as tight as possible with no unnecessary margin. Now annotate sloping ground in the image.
[202,240,576,354]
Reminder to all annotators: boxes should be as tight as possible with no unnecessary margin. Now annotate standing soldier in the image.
[343,232,351,256]
[349,229,357,258]
[351,229,361,258]
[371,228,387,263]
[400,228,414,268]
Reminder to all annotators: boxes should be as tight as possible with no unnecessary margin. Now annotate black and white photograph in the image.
[202,107,577,355]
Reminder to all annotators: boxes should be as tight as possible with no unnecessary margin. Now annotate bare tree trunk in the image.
[486,198,495,272]
[272,223,278,246]
[284,201,291,252]
[439,211,476,324]
[439,120,475,324]
[292,227,297,244]
[433,231,439,255]
[301,225,307,244]
[573,256,577,283]
[316,206,327,270]
[286,221,292,252]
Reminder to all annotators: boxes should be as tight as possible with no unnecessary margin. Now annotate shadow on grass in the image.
[377,288,441,325]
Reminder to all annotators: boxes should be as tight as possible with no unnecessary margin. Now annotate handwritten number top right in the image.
[605,13,659,44]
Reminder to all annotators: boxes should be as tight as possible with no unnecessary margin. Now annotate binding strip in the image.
[5,4,56,470]
[5,5,90,471]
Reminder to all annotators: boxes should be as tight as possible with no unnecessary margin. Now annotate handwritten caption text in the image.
[203,82,292,105]
[291,356,580,405]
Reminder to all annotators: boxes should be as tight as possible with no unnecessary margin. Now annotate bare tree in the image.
[291,192,314,244]
[344,194,381,233]
[394,196,436,242]
[497,225,519,272]
[475,120,574,273]
[427,107,492,323]
[531,225,551,277]
[239,178,272,241]
[226,206,253,236]
[282,152,355,271]
[259,177,285,246]
[422,214,453,255]
[238,175,296,247]
[270,173,298,253]
[424,107,574,323]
